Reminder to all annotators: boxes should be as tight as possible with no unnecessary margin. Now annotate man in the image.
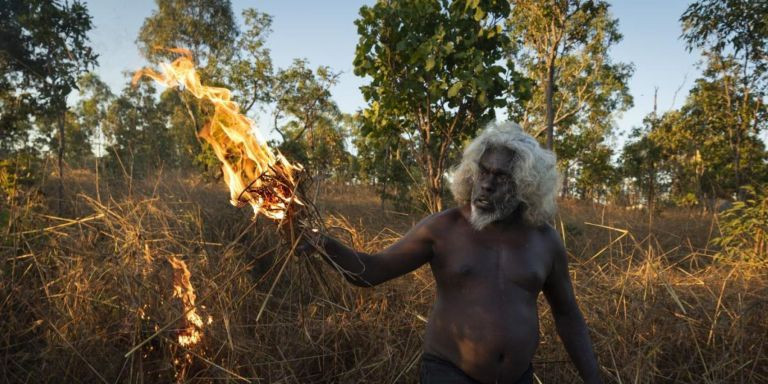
[303,122,602,384]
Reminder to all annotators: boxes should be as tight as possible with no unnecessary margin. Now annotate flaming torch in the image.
[132,48,305,222]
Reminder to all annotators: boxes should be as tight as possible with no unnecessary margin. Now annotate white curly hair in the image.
[449,121,560,226]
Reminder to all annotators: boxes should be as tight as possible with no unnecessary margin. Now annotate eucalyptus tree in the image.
[654,60,767,203]
[681,0,768,197]
[75,74,114,156]
[507,0,632,149]
[103,79,174,178]
[137,0,239,171]
[0,0,98,211]
[227,8,275,114]
[137,0,238,77]
[507,0,632,199]
[271,59,348,180]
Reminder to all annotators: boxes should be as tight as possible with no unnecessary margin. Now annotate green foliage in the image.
[102,79,175,178]
[74,73,114,158]
[0,0,97,191]
[679,0,768,201]
[0,140,44,230]
[155,89,214,172]
[354,0,510,212]
[137,0,238,77]
[136,0,238,175]
[508,0,634,131]
[35,111,94,167]
[0,0,98,111]
[137,2,281,177]
[712,186,768,261]
[565,129,618,201]
[353,118,422,211]
[0,91,35,156]
[644,57,768,205]
[227,8,275,113]
[0,91,37,155]
[682,0,768,82]
[620,115,664,206]
[0,151,41,201]
[271,60,350,180]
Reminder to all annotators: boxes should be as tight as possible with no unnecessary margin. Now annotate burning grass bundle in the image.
[132,48,306,223]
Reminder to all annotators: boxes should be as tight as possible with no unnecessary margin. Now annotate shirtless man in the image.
[304,122,602,383]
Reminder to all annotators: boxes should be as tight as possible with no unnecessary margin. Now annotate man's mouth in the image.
[473,197,493,210]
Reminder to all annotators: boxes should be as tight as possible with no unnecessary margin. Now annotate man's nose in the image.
[480,176,494,192]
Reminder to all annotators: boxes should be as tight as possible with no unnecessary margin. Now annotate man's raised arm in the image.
[542,228,603,384]
[305,214,436,287]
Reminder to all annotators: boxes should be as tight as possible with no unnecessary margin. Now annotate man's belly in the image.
[423,296,539,384]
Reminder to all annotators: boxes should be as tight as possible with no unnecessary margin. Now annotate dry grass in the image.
[1,169,766,383]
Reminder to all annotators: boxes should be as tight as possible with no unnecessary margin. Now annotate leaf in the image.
[447,81,463,98]
[474,8,485,22]
[477,90,487,105]
[425,56,436,71]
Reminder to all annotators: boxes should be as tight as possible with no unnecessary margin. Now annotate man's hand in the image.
[294,228,324,257]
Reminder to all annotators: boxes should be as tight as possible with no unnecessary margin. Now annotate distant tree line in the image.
[1,0,766,216]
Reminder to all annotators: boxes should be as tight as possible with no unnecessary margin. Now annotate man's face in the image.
[469,146,520,230]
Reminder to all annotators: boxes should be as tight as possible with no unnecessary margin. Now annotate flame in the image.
[134,50,305,358]
[133,49,303,220]
[168,255,205,347]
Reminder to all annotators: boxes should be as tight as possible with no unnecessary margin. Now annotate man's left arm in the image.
[542,227,603,384]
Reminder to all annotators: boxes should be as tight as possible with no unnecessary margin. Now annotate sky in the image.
[81,0,704,143]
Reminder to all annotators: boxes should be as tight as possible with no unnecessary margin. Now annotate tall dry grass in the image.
[1,169,766,383]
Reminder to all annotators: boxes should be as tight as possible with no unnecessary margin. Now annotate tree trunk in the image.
[427,170,443,213]
[57,110,65,215]
[648,161,655,233]
[648,87,657,230]
[561,161,569,198]
[416,106,444,213]
[422,148,443,213]
[735,129,742,199]
[545,55,556,151]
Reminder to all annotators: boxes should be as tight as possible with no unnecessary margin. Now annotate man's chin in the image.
[469,201,522,230]
[469,205,502,231]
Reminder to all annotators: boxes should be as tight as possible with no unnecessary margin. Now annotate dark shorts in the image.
[419,353,533,384]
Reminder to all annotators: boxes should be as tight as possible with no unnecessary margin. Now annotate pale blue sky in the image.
[82,0,703,142]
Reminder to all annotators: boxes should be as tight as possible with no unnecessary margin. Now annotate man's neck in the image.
[491,207,526,229]
[461,204,527,231]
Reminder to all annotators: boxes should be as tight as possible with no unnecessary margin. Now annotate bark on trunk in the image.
[57,111,65,215]
[427,171,443,213]
[545,55,556,151]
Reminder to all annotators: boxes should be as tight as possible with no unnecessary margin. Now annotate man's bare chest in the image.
[430,227,552,294]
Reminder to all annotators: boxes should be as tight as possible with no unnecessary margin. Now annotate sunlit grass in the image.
[1,169,765,383]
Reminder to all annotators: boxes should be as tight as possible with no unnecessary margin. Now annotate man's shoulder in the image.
[533,222,558,238]
[532,222,566,260]
[411,207,468,236]
[422,206,468,227]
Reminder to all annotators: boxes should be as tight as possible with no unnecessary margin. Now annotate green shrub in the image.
[712,185,768,261]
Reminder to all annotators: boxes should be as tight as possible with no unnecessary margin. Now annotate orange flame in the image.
[133,49,303,220]
[168,255,206,347]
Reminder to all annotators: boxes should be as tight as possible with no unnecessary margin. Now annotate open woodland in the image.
[2,0,768,383]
